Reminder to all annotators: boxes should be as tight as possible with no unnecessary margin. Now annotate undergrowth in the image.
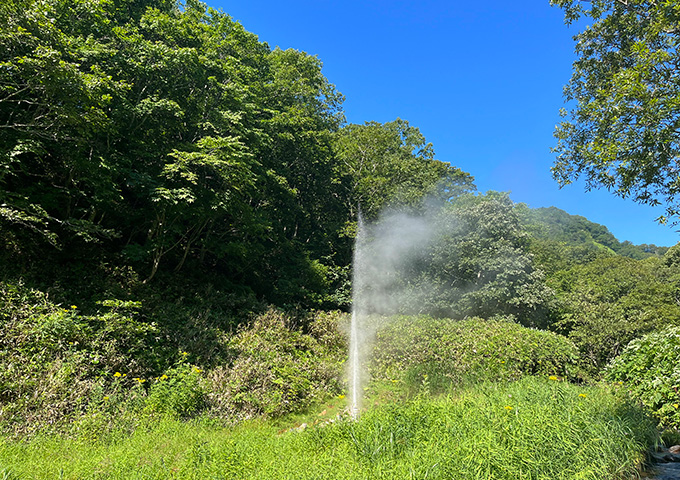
[605,325,680,428]
[0,377,656,480]
[372,315,582,394]
[0,280,347,435]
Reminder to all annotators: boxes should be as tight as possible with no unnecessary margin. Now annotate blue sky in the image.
[213,0,679,247]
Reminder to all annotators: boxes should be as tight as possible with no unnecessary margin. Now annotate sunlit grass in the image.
[0,377,656,479]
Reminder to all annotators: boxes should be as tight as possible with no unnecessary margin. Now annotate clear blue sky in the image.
[212,0,679,247]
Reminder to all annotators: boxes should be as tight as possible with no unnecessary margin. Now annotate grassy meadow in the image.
[0,302,670,479]
[0,377,657,480]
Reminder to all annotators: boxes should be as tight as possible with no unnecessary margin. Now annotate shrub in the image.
[144,355,207,419]
[0,282,162,434]
[371,315,581,393]
[605,325,680,428]
[207,309,347,419]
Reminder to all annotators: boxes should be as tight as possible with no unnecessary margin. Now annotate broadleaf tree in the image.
[552,0,680,224]
[334,118,475,220]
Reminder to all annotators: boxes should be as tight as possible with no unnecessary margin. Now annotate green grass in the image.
[0,377,657,480]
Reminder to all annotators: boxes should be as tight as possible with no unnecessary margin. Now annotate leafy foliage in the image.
[364,193,555,326]
[552,0,680,223]
[0,281,164,433]
[334,119,475,220]
[371,316,581,391]
[550,255,680,373]
[0,0,346,308]
[207,309,347,419]
[0,0,476,311]
[143,355,207,419]
[606,325,680,428]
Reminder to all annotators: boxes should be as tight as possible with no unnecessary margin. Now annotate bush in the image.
[207,309,347,419]
[144,355,207,419]
[605,325,680,428]
[0,282,163,434]
[371,315,581,393]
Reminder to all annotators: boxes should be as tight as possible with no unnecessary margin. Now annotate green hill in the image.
[516,205,668,270]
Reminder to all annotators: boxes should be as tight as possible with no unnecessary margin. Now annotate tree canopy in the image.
[552,0,680,223]
[334,119,474,220]
[0,0,475,310]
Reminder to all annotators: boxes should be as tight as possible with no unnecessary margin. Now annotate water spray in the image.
[348,211,364,420]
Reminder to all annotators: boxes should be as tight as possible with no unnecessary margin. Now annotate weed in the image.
[0,377,655,479]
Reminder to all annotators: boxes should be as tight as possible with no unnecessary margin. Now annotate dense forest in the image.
[1,0,680,462]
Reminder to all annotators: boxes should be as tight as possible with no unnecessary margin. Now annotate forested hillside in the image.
[1,0,679,444]
[0,0,472,309]
[519,206,668,261]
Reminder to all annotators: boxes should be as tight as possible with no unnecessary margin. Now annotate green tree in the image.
[360,193,555,326]
[0,0,130,253]
[552,0,680,223]
[550,255,680,372]
[334,119,474,219]
[423,193,555,325]
[0,0,351,307]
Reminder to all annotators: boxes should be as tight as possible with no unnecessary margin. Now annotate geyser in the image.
[347,209,434,419]
[346,195,549,417]
[348,212,365,419]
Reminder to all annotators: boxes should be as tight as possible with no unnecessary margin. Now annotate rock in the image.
[288,422,307,433]
[649,462,680,480]
[644,446,680,479]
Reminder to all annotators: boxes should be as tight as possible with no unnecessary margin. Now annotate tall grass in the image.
[0,377,656,479]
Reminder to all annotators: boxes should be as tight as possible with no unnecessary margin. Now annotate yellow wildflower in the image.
[193,367,202,373]
[549,376,558,381]
[504,406,513,410]
[181,351,188,356]
[160,374,168,380]
[103,396,109,401]
[113,372,122,377]
[70,305,77,309]
[578,393,587,398]
[338,394,345,400]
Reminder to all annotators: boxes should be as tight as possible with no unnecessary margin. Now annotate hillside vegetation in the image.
[1,1,679,478]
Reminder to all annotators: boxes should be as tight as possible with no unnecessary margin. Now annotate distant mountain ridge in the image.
[517,205,668,260]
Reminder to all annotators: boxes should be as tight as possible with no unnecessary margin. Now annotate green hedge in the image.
[371,316,581,392]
